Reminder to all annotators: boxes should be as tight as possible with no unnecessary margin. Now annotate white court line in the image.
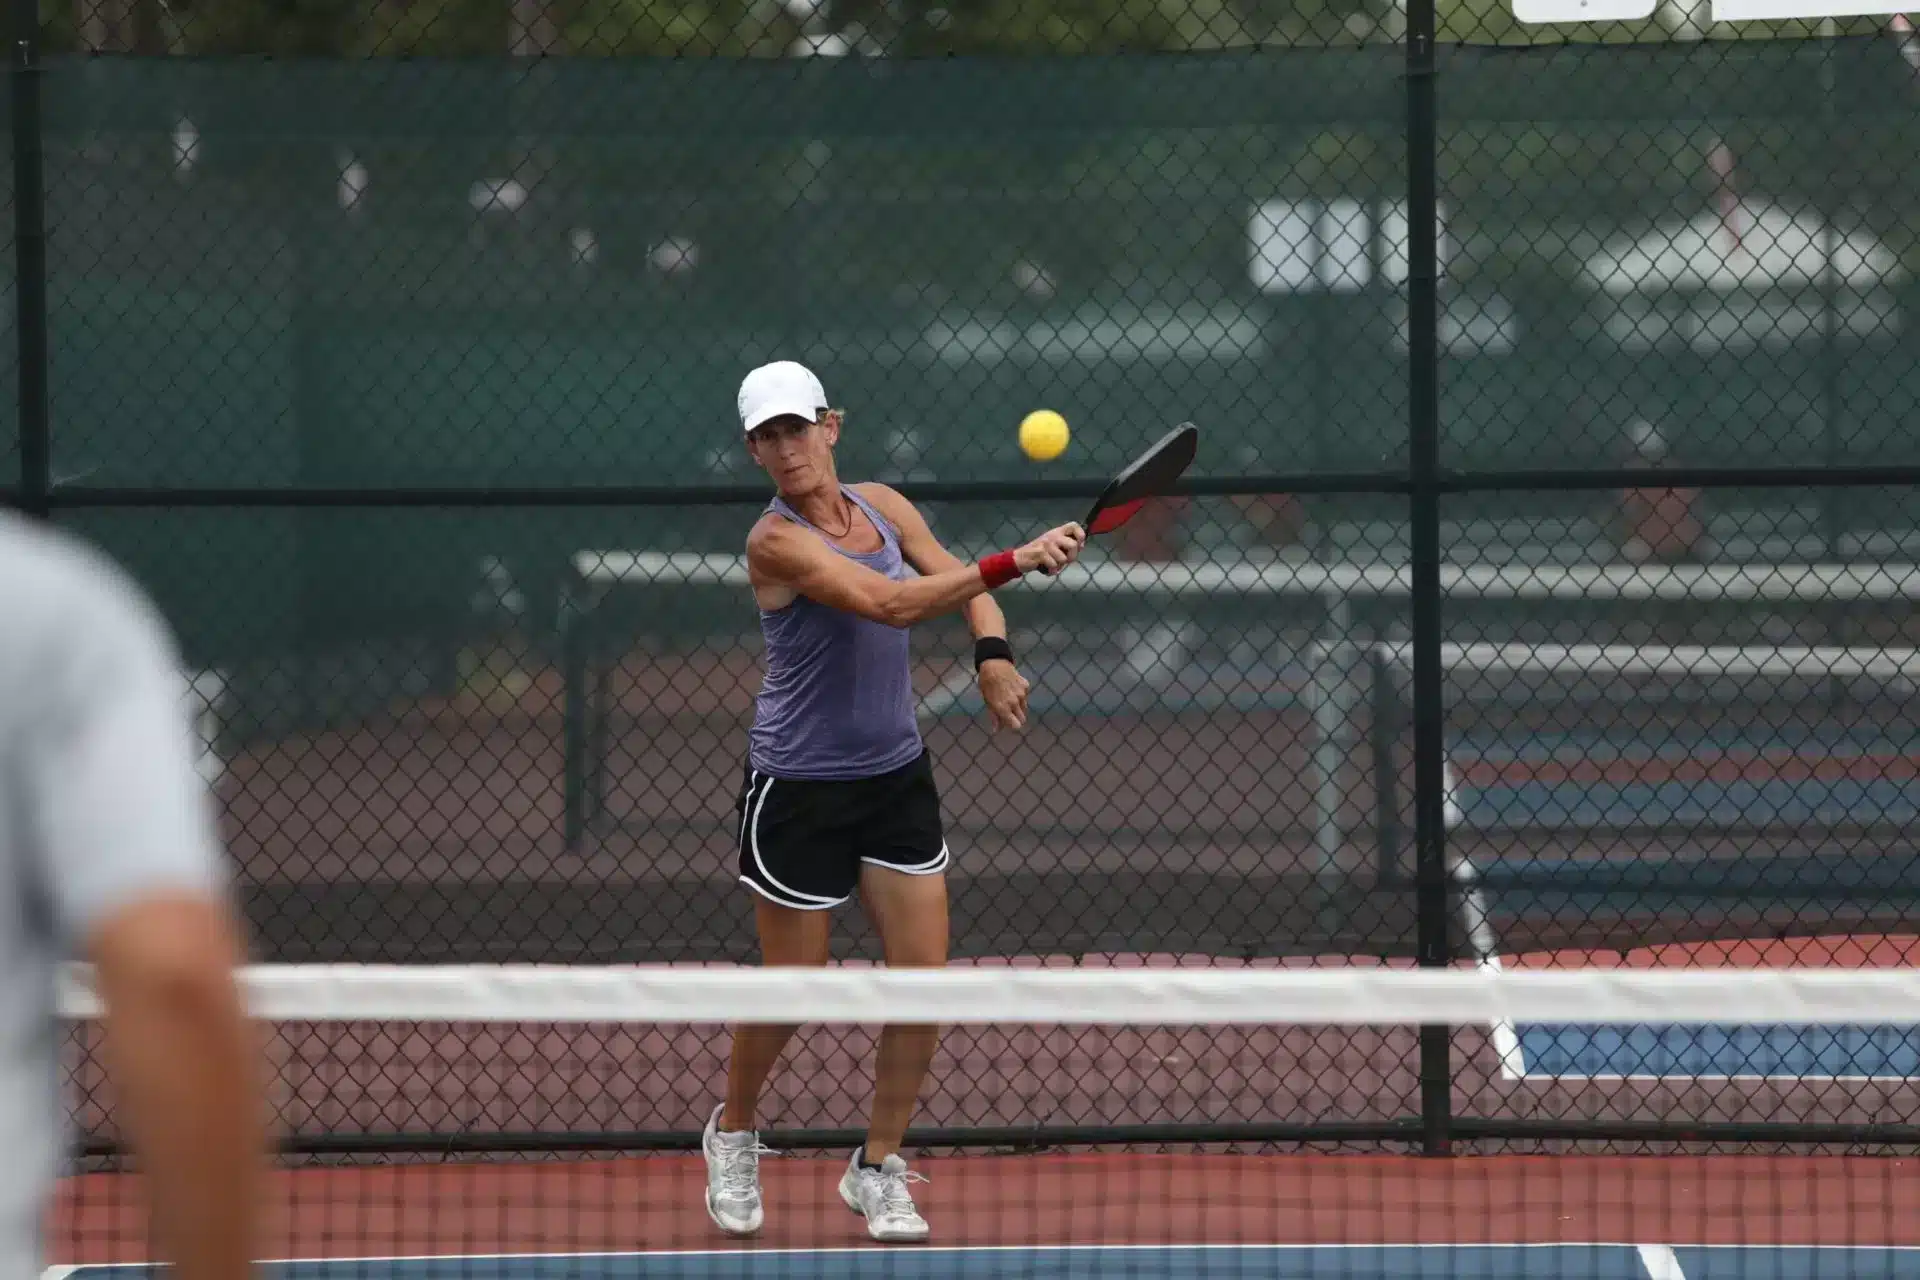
[46,1244,1920,1279]
[36,1244,1688,1270]
[1638,1244,1688,1280]
[48,1243,1920,1270]
[1447,759,1527,1082]
[1480,949,1526,1081]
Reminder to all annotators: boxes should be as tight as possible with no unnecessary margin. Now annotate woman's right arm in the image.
[747,519,1084,629]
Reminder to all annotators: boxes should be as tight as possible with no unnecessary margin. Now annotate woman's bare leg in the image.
[855,866,950,1162]
[722,897,832,1132]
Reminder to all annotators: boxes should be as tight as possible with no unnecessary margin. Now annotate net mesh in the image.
[51,966,1920,1275]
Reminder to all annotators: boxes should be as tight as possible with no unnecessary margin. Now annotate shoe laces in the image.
[713,1137,775,1197]
[867,1164,930,1217]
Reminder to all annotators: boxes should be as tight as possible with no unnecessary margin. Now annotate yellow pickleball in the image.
[1019,409,1070,462]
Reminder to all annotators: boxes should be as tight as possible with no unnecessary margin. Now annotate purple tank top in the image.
[748,486,924,780]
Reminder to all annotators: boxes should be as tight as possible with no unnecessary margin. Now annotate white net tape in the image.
[52,963,1920,1027]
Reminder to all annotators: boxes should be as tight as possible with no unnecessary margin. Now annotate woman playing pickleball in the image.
[701,360,1085,1244]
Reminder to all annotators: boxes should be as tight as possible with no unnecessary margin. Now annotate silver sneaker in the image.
[838,1148,930,1243]
[702,1103,773,1236]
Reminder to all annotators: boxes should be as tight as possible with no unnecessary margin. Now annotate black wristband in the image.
[973,636,1015,672]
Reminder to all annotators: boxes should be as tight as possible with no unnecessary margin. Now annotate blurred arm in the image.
[22,557,265,1280]
[89,894,262,1280]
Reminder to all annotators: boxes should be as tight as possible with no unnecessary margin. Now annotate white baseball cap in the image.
[737,360,829,434]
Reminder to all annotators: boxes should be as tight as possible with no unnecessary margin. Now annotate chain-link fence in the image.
[20,0,1920,1163]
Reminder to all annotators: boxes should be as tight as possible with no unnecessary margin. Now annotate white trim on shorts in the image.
[736,874,848,912]
[859,841,950,876]
[742,770,848,909]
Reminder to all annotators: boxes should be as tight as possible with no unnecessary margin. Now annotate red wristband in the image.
[978,550,1020,589]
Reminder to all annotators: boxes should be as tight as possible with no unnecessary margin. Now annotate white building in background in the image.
[1245,196,1520,356]
[1579,149,1907,356]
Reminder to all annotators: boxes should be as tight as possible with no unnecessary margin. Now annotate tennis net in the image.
[51,964,1920,1278]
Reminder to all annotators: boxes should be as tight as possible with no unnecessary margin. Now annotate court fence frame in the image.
[11,0,1920,1163]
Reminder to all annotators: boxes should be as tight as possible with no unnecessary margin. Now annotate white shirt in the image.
[0,512,227,1278]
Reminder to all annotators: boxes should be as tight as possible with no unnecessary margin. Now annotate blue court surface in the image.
[1513,1022,1920,1080]
[44,1246,1920,1280]
[1455,778,1920,831]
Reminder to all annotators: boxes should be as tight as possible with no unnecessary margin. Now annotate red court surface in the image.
[1505,936,1920,970]
[47,1153,1920,1262]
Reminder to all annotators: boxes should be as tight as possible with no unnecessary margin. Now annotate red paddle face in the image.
[1088,498,1148,535]
[1034,424,1198,576]
[1081,424,1198,537]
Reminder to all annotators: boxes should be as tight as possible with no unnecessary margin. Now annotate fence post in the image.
[1404,0,1451,1157]
[1369,645,1404,887]
[1816,21,1844,562]
[9,0,48,516]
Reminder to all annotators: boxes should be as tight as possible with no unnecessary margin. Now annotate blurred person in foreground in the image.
[0,509,264,1280]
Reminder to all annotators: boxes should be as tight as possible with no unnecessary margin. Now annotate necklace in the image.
[816,495,854,538]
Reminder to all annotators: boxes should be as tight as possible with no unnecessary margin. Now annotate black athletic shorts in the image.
[734,750,949,910]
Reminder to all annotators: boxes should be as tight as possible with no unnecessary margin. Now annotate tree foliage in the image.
[43,0,1904,57]
[44,0,1410,56]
